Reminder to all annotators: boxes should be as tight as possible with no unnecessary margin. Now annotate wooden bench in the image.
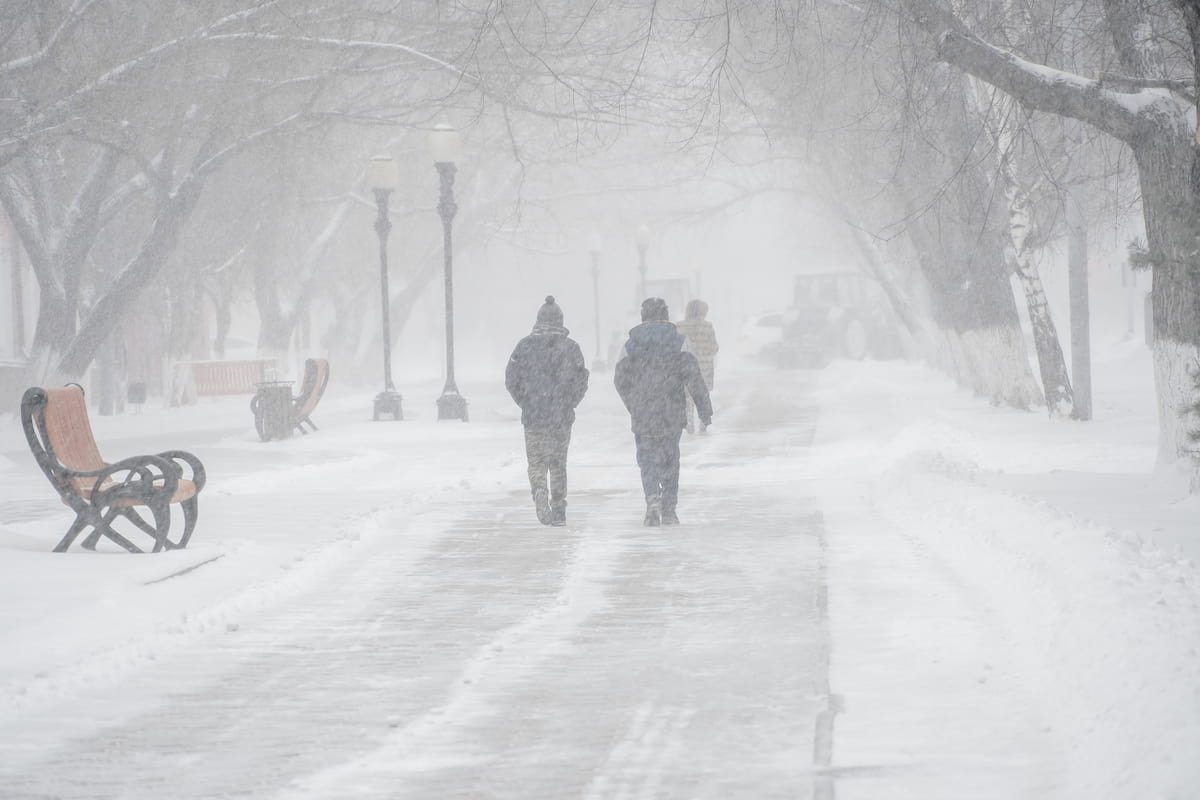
[190,359,274,396]
[21,385,207,553]
[248,358,331,441]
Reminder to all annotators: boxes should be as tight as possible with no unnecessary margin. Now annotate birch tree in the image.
[971,81,1076,416]
[896,0,1199,466]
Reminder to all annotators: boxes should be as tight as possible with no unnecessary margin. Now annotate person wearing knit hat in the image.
[505,296,590,526]
[536,295,564,327]
[613,297,713,526]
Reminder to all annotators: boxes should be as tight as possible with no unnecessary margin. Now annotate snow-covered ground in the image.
[0,338,1197,798]
[810,341,1200,799]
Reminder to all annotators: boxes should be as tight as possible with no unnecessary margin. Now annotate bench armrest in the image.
[68,454,180,506]
[157,450,207,493]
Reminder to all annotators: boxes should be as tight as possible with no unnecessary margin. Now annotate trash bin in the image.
[252,380,294,441]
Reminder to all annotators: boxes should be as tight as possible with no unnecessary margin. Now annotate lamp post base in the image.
[373,390,403,421]
[436,390,469,422]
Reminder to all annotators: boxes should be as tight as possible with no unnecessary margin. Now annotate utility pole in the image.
[1066,185,1092,420]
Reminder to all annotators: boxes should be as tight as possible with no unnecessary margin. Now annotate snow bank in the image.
[812,359,1200,798]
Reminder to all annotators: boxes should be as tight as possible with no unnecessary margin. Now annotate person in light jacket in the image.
[506,296,590,526]
[614,297,713,527]
[675,298,719,433]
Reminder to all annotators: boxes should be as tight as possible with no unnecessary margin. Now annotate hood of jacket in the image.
[624,321,684,359]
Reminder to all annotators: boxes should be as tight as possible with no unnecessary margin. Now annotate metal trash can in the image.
[252,380,294,441]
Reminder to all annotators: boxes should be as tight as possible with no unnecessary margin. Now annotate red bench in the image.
[190,359,274,396]
[21,384,207,553]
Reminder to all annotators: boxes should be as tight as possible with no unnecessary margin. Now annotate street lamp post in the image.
[430,122,468,422]
[370,155,403,421]
[634,223,650,301]
[589,234,604,372]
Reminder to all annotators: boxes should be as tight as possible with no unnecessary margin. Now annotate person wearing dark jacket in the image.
[505,296,590,526]
[614,297,713,526]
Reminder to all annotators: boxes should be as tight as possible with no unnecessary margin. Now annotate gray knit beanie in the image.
[536,295,564,326]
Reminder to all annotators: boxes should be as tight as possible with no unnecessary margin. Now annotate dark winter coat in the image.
[614,321,713,435]
[505,324,590,429]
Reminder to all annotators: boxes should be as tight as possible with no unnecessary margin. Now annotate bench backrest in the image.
[191,359,273,396]
[294,358,330,420]
[21,385,106,493]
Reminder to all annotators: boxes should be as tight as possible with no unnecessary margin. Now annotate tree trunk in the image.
[58,176,206,377]
[969,77,1076,417]
[1011,258,1075,416]
[897,174,1042,408]
[995,138,1075,416]
[1066,185,1092,420]
[208,273,234,359]
[1136,132,1200,465]
[926,15,1200,467]
[28,289,71,384]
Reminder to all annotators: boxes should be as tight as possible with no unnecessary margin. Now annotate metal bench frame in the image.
[20,385,207,553]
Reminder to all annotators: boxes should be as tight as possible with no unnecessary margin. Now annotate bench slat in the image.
[43,387,106,486]
[191,359,272,396]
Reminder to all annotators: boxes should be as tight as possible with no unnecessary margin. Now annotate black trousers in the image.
[525,425,572,511]
[634,430,682,511]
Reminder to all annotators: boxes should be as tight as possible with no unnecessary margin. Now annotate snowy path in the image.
[0,374,829,799]
[4,362,1187,798]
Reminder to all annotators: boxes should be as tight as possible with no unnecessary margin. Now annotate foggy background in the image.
[1,0,1192,458]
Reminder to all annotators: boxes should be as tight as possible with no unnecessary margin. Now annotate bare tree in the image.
[0,1,483,382]
[893,0,1199,467]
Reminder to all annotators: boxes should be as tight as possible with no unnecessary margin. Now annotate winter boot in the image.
[549,503,566,527]
[661,507,680,525]
[533,488,552,525]
[644,493,662,527]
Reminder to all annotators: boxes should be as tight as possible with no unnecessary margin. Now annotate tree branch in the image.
[1095,72,1196,103]
[936,30,1142,144]
[0,0,99,77]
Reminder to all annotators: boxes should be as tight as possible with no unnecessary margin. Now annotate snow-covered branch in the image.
[1095,72,1195,103]
[0,0,99,76]
[202,33,480,86]
[935,30,1144,144]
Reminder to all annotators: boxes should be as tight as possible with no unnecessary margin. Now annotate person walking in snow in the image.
[506,296,590,526]
[614,297,713,527]
[675,298,719,434]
